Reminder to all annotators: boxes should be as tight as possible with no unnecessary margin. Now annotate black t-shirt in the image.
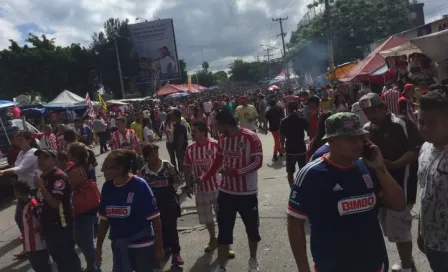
[279,114,309,154]
[142,161,178,206]
[173,123,188,151]
[38,168,73,232]
[265,106,284,131]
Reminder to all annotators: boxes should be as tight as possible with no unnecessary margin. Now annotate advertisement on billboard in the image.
[129,19,180,84]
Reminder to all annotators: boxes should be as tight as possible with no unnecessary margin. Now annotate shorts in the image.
[195,190,218,225]
[378,204,413,243]
[286,153,307,173]
[216,191,261,245]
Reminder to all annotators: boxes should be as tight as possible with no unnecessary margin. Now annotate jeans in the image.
[159,203,181,254]
[97,132,108,153]
[112,246,155,272]
[28,249,52,272]
[166,142,177,169]
[44,225,82,272]
[175,149,186,173]
[75,214,96,271]
[425,247,448,272]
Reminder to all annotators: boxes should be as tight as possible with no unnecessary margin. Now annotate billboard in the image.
[129,19,180,84]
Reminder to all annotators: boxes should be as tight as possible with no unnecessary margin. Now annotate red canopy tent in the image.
[156,84,207,96]
[340,36,408,82]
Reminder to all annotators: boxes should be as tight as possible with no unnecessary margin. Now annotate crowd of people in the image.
[2,78,448,272]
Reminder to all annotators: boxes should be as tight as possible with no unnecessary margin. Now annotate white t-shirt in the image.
[203,101,212,114]
[110,118,116,128]
[13,148,39,189]
[143,127,154,143]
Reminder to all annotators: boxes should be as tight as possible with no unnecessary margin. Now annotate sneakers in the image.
[227,248,236,259]
[248,258,259,272]
[211,266,226,272]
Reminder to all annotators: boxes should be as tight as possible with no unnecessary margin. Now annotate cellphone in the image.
[362,141,375,161]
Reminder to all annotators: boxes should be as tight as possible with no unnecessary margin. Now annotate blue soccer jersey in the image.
[98,175,159,247]
[287,156,386,272]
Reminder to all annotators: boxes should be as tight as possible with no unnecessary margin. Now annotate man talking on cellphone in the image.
[287,112,406,272]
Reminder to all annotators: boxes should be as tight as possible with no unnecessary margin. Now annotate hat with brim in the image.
[322,112,369,139]
[34,148,57,158]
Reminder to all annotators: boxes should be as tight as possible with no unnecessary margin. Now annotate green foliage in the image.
[213,71,228,86]
[288,0,411,75]
[0,18,188,100]
[228,59,283,83]
[170,59,188,84]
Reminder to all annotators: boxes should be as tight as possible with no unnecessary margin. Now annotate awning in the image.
[370,64,388,76]
[340,35,408,82]
[412,29,448,62]
[379,41,422,58]
[0,100,16,109]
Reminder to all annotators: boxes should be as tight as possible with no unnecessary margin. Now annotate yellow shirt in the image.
[131,122,143,142]
[319,98,333,112]
[235,104,258,130]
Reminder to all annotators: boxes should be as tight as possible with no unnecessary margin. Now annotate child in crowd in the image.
[14,182,52,272]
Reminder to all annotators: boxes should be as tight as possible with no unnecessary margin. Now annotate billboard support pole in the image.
[114,37,126,99]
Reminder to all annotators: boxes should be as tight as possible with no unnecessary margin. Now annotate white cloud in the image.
[0,18,21,49]
[1,0,448,73]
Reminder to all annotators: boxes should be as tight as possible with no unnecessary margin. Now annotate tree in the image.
[201,61,209,72]
[212,71,228,86]
[228,59,283,83]
[170,59,188,84]
[288,0,411,75]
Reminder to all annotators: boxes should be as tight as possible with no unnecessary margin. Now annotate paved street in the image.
[0,133,431,271]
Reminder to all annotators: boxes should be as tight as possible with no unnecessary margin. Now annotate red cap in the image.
[403,83,414,94]
[213,101,220,106]
[240,96,248,100]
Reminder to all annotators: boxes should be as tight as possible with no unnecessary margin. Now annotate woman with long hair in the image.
[0,131,39,258]
[192,106,207,125]
[95,149,163,272]
[66,142,97,271]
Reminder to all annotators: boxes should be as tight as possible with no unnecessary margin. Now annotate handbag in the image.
[71,167,100,216]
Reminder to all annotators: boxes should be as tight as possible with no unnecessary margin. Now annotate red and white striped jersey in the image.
[184,138,220,192]
[110,129,141,150]
[44,134,58,150]
[22,198,46,252]
[381,89,400,115]
[56,134,66,152]
[217,128,263,195]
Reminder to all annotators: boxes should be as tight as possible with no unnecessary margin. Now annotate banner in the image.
[129,19,180,84]
[188,75,192,91]
[97,93,108,113]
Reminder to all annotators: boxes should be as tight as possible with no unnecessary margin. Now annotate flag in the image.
[97,93,108,113]
[85,92,95,117]
[98,85,105,95]
[188,75,192,91]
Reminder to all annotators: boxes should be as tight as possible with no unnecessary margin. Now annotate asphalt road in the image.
[0,133,431,271]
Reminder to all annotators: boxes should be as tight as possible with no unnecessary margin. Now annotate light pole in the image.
[260,44,278,80]
[114,36,126,99]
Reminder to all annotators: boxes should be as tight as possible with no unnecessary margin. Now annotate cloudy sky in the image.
[0,0,447,73]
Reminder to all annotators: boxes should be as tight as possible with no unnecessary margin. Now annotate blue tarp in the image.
[20,108,47,116]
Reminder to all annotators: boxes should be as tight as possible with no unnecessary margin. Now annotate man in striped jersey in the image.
[381,85,400,115]
[109,117,142,154]
[183,122,235,258]
[202,109,263,272]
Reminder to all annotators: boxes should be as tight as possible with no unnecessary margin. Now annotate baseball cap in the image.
[34,148,57,158]
[359,93,383,110]
[323,112,369,139]
[403,83,415,94]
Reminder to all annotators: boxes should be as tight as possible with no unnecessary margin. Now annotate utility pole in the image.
[263,48,274,79]
[324,0,336,82]
[114,37,126,99]
[272,17,289,82]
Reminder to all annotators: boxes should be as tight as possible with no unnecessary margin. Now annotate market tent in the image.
[48,90,86,105]
[370,64,389,76]
[379,41,422,58]
[340,36,408,82]
[411,29,448,62]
